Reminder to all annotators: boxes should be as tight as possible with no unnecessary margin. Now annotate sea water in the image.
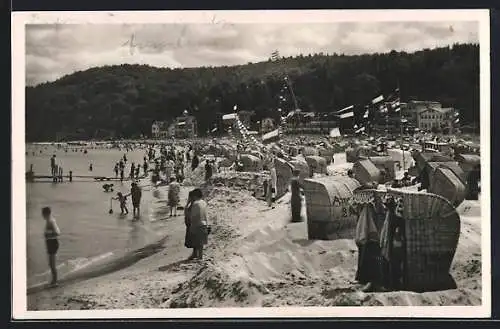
[24,144,176,288]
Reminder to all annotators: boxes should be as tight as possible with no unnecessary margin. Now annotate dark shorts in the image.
[45,239,59,255]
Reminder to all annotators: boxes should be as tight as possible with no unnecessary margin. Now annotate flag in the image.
[355,126,366,134]
[338,111,354,119]
[222,113,237,121]
[363,108,369,118]
[391,99,401,112]
[271,50,280,61]
[262,129,280,144]
[372,95,384,104]
[336,105,354,114]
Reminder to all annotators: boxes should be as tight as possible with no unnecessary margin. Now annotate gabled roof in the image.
[417,106,454,114]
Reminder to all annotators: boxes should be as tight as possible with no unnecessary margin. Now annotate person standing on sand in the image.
[50,155,57,177]
[191,153,200,172]
[268,158,278,208]
[185,188,209,260]
[204,160,213,182]
[167,176,181,217]
[290,169,303,222]
[42,207,60,287]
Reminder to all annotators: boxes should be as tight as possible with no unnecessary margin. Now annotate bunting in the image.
[363,106,370,119]
[271,50,280,61]
[355,126,366,134]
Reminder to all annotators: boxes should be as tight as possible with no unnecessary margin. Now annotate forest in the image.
[25,43,479,141]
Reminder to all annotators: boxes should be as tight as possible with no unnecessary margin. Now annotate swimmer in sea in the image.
[42,207,60,287]
[103,184,114,192]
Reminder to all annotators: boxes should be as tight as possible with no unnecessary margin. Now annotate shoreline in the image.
[27,185,482,310]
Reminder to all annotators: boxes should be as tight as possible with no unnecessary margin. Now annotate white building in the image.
[151,121,169,139]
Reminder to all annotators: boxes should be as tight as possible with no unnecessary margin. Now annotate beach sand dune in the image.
[27,185,482,310]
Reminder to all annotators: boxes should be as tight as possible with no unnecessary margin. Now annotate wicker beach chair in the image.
[426,161,466,186]
[456,154,481,176]
[429,166,466,207]
[318,147,335,165]
[302,146,320,157]
[303,177,361,240]
[352,159,381,187]
[354,188,461,292]
[368,156,397,182]
[413,152,454,171]
[289,158,310,183]
[345,147,358,163]
[239,154,263,172]
[305,155,328,175]
[274,157,293,199]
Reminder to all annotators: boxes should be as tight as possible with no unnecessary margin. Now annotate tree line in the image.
[25,43,479,141]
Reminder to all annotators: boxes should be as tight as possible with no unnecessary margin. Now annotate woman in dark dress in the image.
[184,191,195,258]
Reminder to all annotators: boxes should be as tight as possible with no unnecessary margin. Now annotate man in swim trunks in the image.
[42,206,60,287]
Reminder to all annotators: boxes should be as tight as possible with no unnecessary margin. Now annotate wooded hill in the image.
[25,43,479,141]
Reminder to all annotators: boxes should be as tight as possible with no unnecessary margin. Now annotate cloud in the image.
[25,21,479,86]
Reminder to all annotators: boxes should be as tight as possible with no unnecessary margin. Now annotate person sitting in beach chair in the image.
[401,172,412,187]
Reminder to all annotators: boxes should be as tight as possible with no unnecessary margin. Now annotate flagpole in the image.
[398,80,405,173]
[272,50,299,110]
[284,76,299,110]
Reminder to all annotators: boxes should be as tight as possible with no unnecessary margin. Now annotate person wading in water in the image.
[42,207,61,287]
[128,182,142,218]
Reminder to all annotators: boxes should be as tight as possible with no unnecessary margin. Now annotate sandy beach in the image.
[27,181,482,310]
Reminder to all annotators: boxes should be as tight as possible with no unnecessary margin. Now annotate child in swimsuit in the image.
[113,192,129,214]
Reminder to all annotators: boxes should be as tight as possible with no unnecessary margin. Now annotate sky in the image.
[25,21,479,86]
